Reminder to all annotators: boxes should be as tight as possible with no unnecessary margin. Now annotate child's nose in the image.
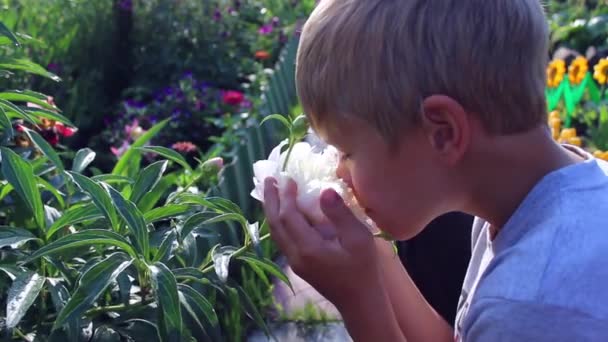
[336,160,353,188]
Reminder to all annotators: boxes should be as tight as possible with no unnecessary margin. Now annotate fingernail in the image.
[264,177,277,187]
[322,189,341,206]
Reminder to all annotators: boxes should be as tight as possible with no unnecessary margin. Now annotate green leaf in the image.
[0,90,53,109]
[260,114,291,131]
[178,284,222,342]
[26,230,138,262]
[0,57,61,81]
[149,262,182,341]
[176,194,244,215]
[106,186,150,260]
[6,272,45,329]
[172,267,206,280]
[180,211,221,240]
[66,171,119,230]
[24,107,74,126]
[137,146,191,171]
[0,226,40,248]
[91,174,133,185]
[46,205,103,239]
[130,160,168,204]
[115,319,161,342]
[212,246,237,283]
[234,284,271,337]
[53,253,133,330]
[91,326,121,342]
[112,119,169,176]
[153,230,176,263]
[238,253,293,293]
[0,106,13,134]
[24,128,64,171]
[72,148,96,173]
[0,22,19,46]
[202,213,247,229]
[0,147,45,228]
[47,277,83,340]
[144,204,191,224]
[0,99,36,124]
[38,177,66,209]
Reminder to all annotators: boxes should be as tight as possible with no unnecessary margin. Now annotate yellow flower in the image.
[593,58,608,85]
[547,59,566,88]
[549,111,561,120]
[568,56,588,85]
[559,128,577,140]
[568,136,582,147]
[594,151,608,161]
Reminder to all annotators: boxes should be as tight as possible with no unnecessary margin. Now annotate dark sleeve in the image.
[398,212,473,325]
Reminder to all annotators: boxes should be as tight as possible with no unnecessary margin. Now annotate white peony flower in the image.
[251,140,376,230]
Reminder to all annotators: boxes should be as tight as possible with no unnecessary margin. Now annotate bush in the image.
[0,24,291,341]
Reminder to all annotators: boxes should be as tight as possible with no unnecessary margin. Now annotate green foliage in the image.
[0,23,290,341]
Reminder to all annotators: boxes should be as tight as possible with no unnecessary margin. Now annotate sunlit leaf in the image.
[149,262,182,341]
[66,171,119,230]
[137,146,191,171]
[238,253,292,293]
[212,246,237,283]
[1,147,45,228]
[46,205,103,239]
[0,57,61,81]
[144,204,191,224]
[112,119,169,177]
[178,284,222,342]
[25,128,64,171]
[130,160,168,205]
[26,230,138,262]
[6,272,45,329]
[72,148,96,173]
[0,226,40,248]
[106,185,150,259]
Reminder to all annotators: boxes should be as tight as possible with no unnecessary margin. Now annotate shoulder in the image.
[463,296,608,341]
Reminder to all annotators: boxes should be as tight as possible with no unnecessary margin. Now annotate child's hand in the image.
[262,177,381,307]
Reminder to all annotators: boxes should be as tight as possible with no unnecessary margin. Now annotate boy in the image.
[262,0,608,341]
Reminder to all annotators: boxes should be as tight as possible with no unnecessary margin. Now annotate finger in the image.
[278,178,321,247]
[320,188,371,244]
[263,177,292,256]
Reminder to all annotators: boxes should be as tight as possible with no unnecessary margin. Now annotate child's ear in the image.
[419,95,470,164]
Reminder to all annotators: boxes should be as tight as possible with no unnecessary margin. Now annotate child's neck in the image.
[463,125,584,234]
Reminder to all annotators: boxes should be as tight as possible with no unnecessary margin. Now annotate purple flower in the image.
[118,0,132,11]
[258,24,273,35]
[213,8,222,21]
[125,99,145,109]
[272,17,281,27]
[279,30,288,44]
[47,62,61,74]
[182,71,193,79]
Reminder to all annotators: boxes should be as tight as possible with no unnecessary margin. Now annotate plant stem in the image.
[199,233,272,274]
[84,298,154,318]
[281,137,295,171]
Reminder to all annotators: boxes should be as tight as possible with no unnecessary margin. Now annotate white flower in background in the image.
[251,140,375,230]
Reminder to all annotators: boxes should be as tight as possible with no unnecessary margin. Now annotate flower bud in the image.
[201,157,224,174]
[291,114,309,140]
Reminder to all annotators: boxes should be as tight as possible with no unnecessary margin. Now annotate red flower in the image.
[55,123,77,137]
[222,90,244,106]
[255,50,271,60]
[172,141,198,153]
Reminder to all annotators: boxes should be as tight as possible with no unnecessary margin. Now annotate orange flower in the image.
[568,56,588,85]
[547,59,566,88]
[254,50,271,60]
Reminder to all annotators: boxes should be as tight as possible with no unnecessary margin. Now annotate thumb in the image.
[320,188,370,239]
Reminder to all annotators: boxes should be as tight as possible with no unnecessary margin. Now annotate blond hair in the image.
[296,0,550,143]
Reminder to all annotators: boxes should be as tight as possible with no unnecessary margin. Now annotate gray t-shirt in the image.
[454,146,608,341]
